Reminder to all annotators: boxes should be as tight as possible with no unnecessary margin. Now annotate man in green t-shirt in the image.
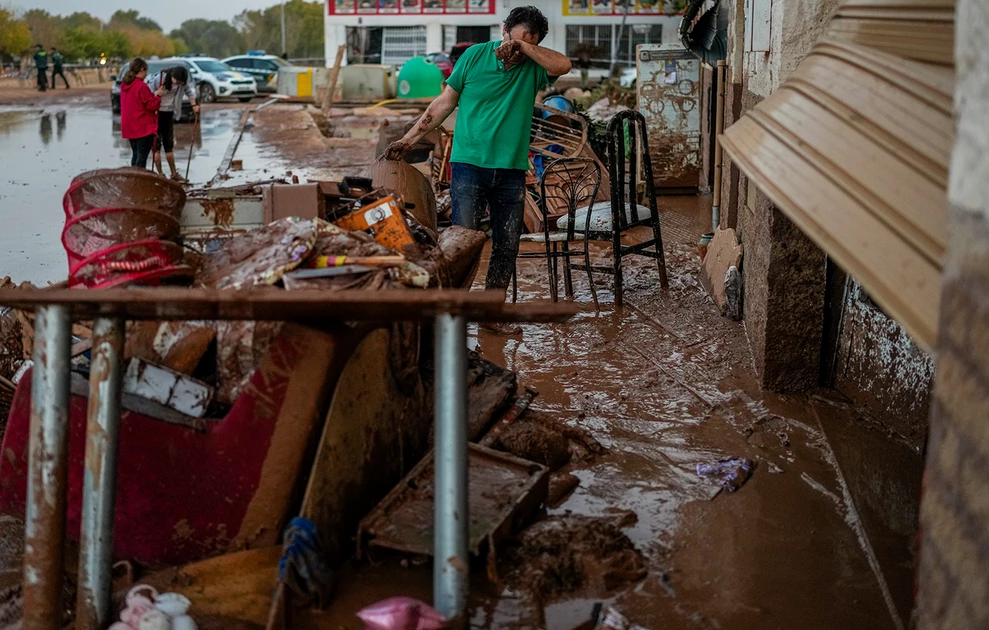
[33,44,48,92]
[384,6,571,307]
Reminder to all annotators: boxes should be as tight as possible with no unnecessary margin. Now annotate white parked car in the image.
[164,56,258,103]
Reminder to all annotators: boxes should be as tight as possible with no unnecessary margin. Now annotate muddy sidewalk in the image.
[309,221,915,629]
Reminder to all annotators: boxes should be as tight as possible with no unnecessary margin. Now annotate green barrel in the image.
[397,57,444,99]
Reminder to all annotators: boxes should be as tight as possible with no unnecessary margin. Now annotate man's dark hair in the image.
[505,6,549,43]
[35,44,42,49]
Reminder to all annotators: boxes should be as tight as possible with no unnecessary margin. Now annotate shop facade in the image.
[324,0,679,68]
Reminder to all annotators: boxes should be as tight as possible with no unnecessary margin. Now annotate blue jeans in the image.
[450,163,526,290]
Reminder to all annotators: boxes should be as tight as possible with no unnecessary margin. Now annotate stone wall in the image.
[720,0,841,391]
[917,0,989,624]
[737,179,826,390]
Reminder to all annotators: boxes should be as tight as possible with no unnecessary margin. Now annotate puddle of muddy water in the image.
[0,105,300,285]
[0,107,238,284]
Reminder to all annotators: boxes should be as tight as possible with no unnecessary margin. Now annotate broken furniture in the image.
[529,101,589,161]
[558,111,670,305]
[0,287,574,629]
[357,443,549,563]
[512,157,602,306]
[62,169,191,288]
[0,322,346,566]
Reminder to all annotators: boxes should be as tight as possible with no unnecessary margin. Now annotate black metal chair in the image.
[512,157,602,307]
[564,110,669,305]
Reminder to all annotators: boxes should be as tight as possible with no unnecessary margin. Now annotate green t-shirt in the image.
[445,41,553,171]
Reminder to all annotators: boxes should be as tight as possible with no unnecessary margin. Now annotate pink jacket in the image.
[120,79,160,139]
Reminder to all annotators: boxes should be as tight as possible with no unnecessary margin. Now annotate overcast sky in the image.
[15,0,289,32]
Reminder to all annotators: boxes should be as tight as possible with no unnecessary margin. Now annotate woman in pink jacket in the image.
[119,57,165,169]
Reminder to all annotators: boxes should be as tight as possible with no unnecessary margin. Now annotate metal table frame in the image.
[0,288,575,628]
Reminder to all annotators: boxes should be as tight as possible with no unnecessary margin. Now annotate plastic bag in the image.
[356,597,447,630]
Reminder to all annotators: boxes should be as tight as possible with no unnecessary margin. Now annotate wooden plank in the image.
[210,109,251,186]
[321,45,346,118]
[0,288,577,323]
[264,327,428,629]
[523,193,544,234]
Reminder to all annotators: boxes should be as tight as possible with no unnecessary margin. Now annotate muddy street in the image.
[0,80,924,630]
[304,229,916,629]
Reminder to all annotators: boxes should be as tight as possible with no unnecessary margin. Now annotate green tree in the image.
[109,10,162,33]
[121,26,175,58]
[99,29,132,59]
[23,9,61,48]
[235,0,323,59]
[169,19,244,58]
[60,26,99,60]
[0,8,31,62]
[61,12,102,32]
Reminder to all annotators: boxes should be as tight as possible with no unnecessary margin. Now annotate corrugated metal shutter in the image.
[720,0,954,349]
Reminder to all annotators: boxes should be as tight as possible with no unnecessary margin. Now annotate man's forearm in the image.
[400,90,458,145]
[384,86,459,160]
[521,42,572,77]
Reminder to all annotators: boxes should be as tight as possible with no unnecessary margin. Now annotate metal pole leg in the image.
[23,305,72,629]
[433,313,468,620]
[75,317,125,630]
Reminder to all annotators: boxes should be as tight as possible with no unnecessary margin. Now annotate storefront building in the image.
[324,0,678,68]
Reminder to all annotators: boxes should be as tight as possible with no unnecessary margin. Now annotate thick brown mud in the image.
[308,215,913,629]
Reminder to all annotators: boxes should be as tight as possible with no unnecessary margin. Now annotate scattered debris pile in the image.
[512,512,647,601]
[0,163,499,627]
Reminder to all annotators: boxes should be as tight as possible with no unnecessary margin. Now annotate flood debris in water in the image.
[510,513,646,601]
[695,457,755,493]
[488,411,605,472]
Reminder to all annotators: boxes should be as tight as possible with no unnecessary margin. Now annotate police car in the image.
[222,51,292,93]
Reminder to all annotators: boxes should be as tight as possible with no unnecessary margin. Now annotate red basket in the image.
[62,207,181,271]
[63,168,186,221]
[68,239,188,289]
